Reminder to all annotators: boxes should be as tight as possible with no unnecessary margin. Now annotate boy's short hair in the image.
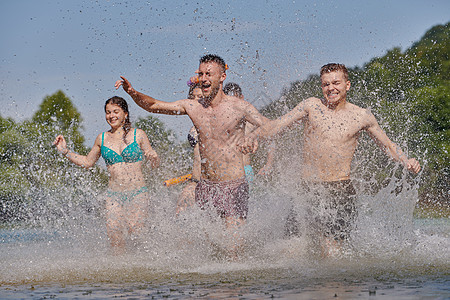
[320,63,349,81]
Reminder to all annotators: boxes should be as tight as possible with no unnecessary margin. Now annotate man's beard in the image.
[203,84,220,104]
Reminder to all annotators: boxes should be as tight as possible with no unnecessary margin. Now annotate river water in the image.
[1,175,449,299]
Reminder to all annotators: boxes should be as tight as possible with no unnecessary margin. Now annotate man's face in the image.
[198,62,226,101]
[321,71,350,105]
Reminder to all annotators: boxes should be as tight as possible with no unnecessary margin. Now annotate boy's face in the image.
[321,70,350,105]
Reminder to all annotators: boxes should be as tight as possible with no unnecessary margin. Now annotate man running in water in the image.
[115,54,269,258]
[241,63,420,256]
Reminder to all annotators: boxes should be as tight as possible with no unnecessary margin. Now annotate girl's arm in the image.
[137,129,160,169]
[53,134,101,169]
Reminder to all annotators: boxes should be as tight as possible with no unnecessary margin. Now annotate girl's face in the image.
[105,103,127,129]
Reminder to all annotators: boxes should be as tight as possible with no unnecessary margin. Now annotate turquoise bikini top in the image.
[101,129,143,166]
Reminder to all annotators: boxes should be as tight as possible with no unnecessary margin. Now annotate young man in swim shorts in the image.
[241,63,421,256]
[115,54,270,258]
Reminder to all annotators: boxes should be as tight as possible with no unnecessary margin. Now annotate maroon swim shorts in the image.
[195,177,249,219]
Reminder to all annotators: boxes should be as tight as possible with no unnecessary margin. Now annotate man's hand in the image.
[238,135,259,155]
[114,76,134,94]
[406,158,421,174]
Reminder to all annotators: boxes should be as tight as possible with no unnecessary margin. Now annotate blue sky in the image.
[1,0,449,145]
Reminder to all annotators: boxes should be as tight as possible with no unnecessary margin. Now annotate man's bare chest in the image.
[191,107,244,139]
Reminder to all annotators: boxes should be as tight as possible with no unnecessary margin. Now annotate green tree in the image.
[135,115,177,154]
[0,116,31,221]
[0,91,107,225]
[409,84,449,202]
[135,115,192,187]
[408,22,450,82]
[31,90,86,154]
[261,74,321,119]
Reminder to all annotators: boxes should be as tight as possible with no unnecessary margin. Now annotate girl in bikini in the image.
[53,96,159,253]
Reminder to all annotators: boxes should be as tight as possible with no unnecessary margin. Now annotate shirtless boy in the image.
[242,63,420,255]
[115,55,269,256]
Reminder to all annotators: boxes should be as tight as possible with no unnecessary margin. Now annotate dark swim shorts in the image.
[195,177,249,219]
[305,179,357,241]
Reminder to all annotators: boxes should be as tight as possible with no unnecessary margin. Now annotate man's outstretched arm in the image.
[239,98,310,154]
[115,76,187,115]
[365,111,421,174]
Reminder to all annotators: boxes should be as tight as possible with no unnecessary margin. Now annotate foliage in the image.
[135,115,177,154]
[0,91,106,224]
[135,115,192,187]
[31,90,86,154]
[261,74,322,118]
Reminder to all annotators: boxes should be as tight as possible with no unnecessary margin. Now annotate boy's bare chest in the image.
[306,110,362,141]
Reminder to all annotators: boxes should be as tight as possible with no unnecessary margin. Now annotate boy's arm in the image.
[365,110,420,173]
[240,98,310,154]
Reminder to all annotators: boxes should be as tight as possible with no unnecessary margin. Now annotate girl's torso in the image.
[101,128,147,191]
